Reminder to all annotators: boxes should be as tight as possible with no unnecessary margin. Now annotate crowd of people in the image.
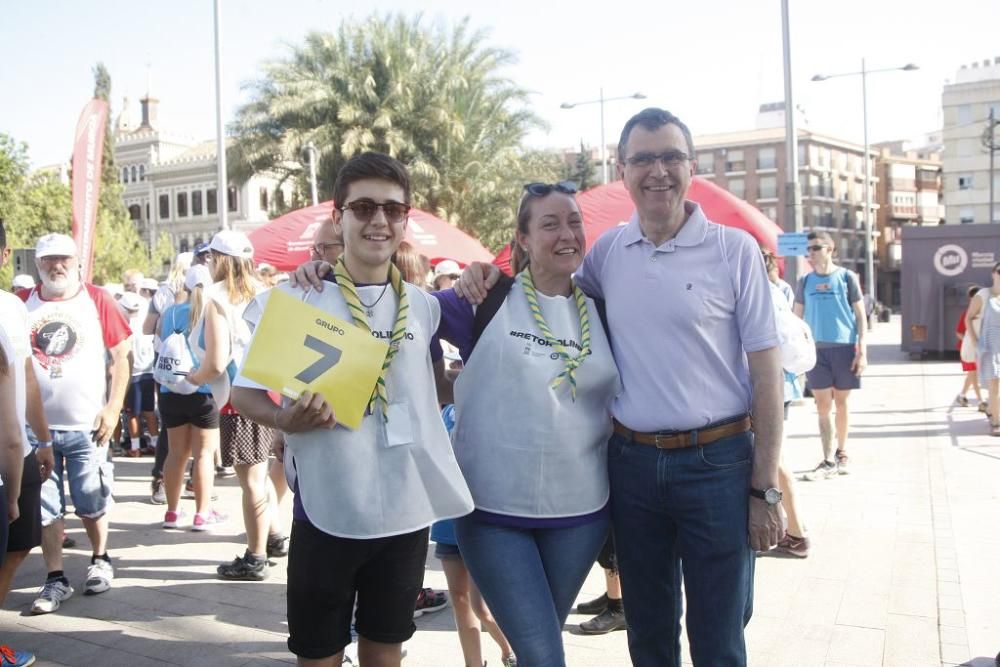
[0,107,877,667]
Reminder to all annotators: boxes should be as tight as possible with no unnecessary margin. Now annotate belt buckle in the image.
[653,432,675,449]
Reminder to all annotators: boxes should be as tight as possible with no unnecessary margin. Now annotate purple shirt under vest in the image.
[573,202,778,432]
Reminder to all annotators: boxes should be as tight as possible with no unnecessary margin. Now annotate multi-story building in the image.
[873,145,944,306]
[113,93,293,252]
[941,57,1000,225]
[694,107,879,284]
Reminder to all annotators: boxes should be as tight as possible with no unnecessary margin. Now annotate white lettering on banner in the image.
[933,244,968,277]
[971,251,996,269]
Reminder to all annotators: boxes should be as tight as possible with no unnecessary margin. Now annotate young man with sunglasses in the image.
[232,152,473,667]
[794,230,867,479]
[455,108,784,667]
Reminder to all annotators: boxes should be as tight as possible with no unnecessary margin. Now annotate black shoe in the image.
[217,553,269,581]
[579,607,627,635]
[266,534,289,558]
[575,592,608,616]
[62,535,76,549]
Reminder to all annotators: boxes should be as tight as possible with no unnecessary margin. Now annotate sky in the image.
[2,0,998,169]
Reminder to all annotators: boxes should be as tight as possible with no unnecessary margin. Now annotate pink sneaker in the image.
[192,510,227,532]
[162,510,186,529]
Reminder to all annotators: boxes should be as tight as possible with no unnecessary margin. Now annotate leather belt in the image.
[613,416,751,450]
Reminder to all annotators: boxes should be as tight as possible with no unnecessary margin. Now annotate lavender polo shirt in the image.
[574,202,778,432]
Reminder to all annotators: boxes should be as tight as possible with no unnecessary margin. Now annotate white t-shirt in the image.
[21,284,132,432]
[0,290,32,457]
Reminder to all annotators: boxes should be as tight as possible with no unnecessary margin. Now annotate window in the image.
[131,166,137,182]
[758,175,777,199]
[957,104,972,124]
[696,152,714,174]
[192,190,203,216]
[227,186,238,213]
[122,167,129,184]
[146,203,150,221]
[725,149,745,173]
[727,177,745,198]
[810,204,820,225]
[798,144,807,167]
[757,147,776,170]
[959,174,974,190]
[960,207,975,224]
[276,188,285,210]
[823,206,834,227]
[128,204,141,221]
[207,188,218,214]
[179,238,190,253]
[177,192,188,218]
[139,165,145,181]
[158,194,169,219]
[259,187,269,211]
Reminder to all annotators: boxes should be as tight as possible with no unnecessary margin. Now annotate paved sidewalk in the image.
[0,316,997,666]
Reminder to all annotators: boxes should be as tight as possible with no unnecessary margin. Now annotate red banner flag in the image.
[70,99,109,284]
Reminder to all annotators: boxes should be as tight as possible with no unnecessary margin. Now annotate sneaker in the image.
[162,510,186,529]
[266,533,290,558]
[576,592,609,616]
[412,587,448,618]
[192,510,227,532]
[217,552,269,581]
[579,606,627,634]
[62,534,76,549]
[802,460,838,481]
[979,400,989,413]
[30,578,73,614]
[150,478,166,505]
[955,394,969,407]
[216,465,236,479]
[85,559,114,595]
[0,645,35,666]
[835,450,850,475]
[762,533,810,558]
[182,479,219,501]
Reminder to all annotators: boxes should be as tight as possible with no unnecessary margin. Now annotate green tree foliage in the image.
[563,141,597,193]
[229,13,554,251]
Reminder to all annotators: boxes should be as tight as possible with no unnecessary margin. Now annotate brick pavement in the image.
[0,315,997,666]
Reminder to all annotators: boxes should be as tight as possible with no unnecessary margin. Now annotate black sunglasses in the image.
[338,199,411,224]
[523,181,579,197]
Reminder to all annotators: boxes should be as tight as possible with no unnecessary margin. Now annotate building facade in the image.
[941,58,1000,225]
[114,94,293,252]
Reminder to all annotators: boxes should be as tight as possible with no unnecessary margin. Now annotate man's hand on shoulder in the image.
[454,262,501,304]
[290,261,332,291]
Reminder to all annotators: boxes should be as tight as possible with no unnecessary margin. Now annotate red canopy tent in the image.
[493,176,783,274]
[249,200,494,271]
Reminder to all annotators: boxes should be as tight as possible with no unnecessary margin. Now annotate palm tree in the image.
[228,14,560,250]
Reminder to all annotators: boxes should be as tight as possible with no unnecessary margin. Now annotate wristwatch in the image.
[750,487,782,505]
[36,441,53,449]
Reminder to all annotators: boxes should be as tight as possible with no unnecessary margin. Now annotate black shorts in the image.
[7,450,42,552]
[287,520,429,659]
[126,377,156,414]
[597,532,617,572]
[806,345,861,391]
[159,392,220,430]
[220,413,272,467]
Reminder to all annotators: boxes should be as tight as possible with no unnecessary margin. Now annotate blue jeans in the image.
[456,513,609,667]
[608,430,755,667]
[36,430,114,524]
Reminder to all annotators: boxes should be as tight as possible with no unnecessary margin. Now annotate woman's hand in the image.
[275,390,336,433]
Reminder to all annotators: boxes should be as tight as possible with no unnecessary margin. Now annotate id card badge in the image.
[385,402,414,447]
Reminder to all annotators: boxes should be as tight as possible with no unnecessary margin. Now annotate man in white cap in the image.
[12,275,35,291]
[432,259,461,291]
[18,233,132,614]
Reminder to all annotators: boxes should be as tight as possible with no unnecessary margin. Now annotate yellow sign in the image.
[241,289,388,430]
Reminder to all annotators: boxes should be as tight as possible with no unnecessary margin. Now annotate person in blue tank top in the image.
[793,230,868,479]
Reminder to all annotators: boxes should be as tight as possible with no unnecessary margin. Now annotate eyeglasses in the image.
[338,199,410,224]
[624,150,691,168]
[523,181,579,197]
[314,241,344,254]
[806,245,828,252]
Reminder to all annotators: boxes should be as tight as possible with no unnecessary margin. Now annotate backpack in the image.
[152,306,200,394]
[775,307,816,375]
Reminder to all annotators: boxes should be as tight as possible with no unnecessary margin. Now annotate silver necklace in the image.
[359,283,391,317]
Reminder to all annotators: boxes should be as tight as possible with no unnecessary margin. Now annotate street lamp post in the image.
[812,60,918,306]
[303,143,319,206]
[561,90,647,184]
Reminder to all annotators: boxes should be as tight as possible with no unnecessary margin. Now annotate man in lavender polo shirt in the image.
[457,108,784,666]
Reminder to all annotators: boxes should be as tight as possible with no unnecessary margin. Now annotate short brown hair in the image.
[333,152,411,207]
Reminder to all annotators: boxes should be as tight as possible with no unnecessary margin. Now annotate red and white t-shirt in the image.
[19,284,131,431]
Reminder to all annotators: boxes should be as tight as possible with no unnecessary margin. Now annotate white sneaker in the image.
[31,578,74,614]
[85,559,114,595]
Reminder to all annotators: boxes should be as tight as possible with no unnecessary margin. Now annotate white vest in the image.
[274,282,474,539]
[452,276,621,518]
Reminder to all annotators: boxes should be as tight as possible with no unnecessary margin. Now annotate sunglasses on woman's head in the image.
[523,181,579,197]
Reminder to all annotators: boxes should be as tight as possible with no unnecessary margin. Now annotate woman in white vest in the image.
[435,182,621,666]
[965,261,1000,436]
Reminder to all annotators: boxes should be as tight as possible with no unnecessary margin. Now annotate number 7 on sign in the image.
[295,335,343,383]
